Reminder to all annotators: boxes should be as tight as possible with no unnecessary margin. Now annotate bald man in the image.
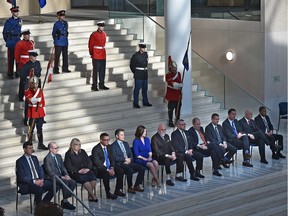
[239,110,279,164]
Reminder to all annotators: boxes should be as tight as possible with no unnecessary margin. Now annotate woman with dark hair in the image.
[64,138,98,202]
[133,125,160,187]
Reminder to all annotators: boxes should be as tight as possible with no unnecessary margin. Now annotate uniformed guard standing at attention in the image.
[165,56,183,127]
[130,43,152,108]
[2,6,22,79]
[25,76,48,150]
[15,29,35,78]
[20,50,42,126]
[88,21,109,91]
[52,10,70,74]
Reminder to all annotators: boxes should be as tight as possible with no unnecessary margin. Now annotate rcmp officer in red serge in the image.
[2,6,22,79]
[15,29,35,79]
[25,76,48,150]
[20,50,42,126]
[130,43,152,108]
[52,10,70,74]
[165,56,183,127]
[88,21,109,91]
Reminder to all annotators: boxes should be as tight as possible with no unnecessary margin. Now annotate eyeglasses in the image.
[52,147,59,150]
[102,138,110,141]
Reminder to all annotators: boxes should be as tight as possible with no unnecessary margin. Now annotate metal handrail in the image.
[122,0,270,110]
[53,175,95,216]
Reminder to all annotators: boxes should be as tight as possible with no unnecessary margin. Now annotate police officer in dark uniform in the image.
[52,10,70,74]
[2,6,22,79]
[20,50,42,125]
[130,43,152,108]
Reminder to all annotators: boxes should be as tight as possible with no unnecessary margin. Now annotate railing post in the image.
[53,176,57,204]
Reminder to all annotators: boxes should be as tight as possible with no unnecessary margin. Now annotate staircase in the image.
[0,19,226,194]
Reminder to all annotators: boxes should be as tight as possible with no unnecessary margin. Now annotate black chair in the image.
[158,160,176,183]
[16,180,33,214]
[278,102,288,130]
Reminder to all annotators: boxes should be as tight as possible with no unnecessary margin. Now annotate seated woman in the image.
[64,138,98,202]
[133,125,160,187]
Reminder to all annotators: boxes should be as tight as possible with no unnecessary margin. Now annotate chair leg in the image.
[161,165,164,183]
[100,179,102,198]
[81,185,83,202]
[29,193,32,214]
[278,116,280,131]
[16,192,18,211]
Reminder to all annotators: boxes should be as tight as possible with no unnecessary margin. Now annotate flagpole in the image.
[38,4,43,23]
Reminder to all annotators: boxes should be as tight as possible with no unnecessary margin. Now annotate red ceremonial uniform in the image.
[88,29,106,60]
[165,71,182,101]
[14,39,35,70]
[25,88,46,119]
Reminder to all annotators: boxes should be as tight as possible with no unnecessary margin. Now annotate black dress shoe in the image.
[272,154,279,160]
[53,70,60,74]
[133,104,140,108]
[62,69,71,73]
[99,85,109,90]
[106,192,118,200]
[143,103,152,107]
[260,159,269,164]
[213,169,222,177]
[168,122,174,127]
[242,161,253,167]
[190,175,200,181]
[216,165,223,170]
[91,86,99,91]
[37,144,48,150]
[61,200,76,210]
[175,176,187,182]
[114,190,126,197]
[195,171,205,178]
[166,179,175,186]
[277,152,286,158]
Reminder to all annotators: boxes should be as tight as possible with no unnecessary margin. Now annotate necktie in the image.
[29,157,38,179]
[181,130,189,150]
[215,126,222,142]
[231,121,238,136]
[54,155,62,175]
[103,148,110,169]
[197,129,207,144]
[262,117,269,132]
[119,141,127,159]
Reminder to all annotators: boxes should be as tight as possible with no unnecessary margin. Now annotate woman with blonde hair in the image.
[64,138,98,202]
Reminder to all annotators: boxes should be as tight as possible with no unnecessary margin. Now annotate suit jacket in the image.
[187,126,207,149]
[111,140,133,166]
[91,143,115,169]
[44,153,69,180]
[254,114,274,133]
[151,132,175,156]
[64,149,92,175]
[205,122,226,145]
[16,154,44,185]
[222,118,244,141]
[239,117,261,134]
[171,129,193,154]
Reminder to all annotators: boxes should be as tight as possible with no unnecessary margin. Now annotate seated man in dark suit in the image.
[239,109,279,163]
[91,133,125,199]
[205,113,237,168]
[111,128,145,194]
[16,141,56,205]
[222,108,253,167]
[255,106,285,158]
[151,124,177,186]
[171,119,204,181]
[188,118,222,176]
[43,141,76,210]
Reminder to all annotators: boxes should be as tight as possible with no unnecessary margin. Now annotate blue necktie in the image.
[231,121,238,136]
[54,155,62,175]
[103,148,110,169]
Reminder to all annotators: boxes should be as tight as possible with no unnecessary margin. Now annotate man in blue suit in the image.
[52,10,70,74]
[2,6,22,79]
[111,128,145,194]
[16,141,55,205]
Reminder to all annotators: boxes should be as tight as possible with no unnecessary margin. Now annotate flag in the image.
[7,0,16,5]
[38,0,46,8]
[182,47,189,71]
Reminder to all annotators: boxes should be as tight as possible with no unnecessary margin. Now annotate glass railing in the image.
[108,0,268,115]
[108,0,260,21]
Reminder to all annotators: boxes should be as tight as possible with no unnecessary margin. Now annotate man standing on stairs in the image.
[130,43,152,108]
[165,56,182,127]
[25,76,48,150]
[52,10,71,74]
[88,21,109,91]
[14,29,34,79]
[2,6,22,79]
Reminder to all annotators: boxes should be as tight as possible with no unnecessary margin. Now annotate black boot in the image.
[168,109,174,127]
[37,132,48,150]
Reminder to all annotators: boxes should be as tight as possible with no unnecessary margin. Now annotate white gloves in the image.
[31,97,41,104]
[48,67,53,74]
[173,82,183,89]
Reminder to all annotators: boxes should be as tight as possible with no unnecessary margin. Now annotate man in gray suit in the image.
[43,141,76,210]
